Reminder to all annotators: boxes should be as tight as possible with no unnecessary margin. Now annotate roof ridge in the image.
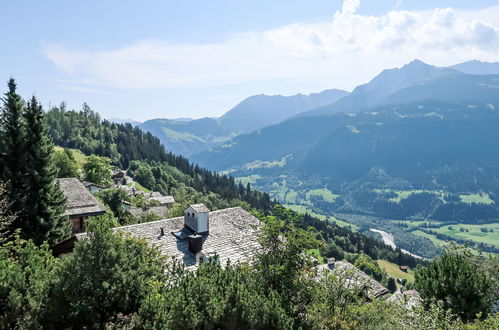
[109,206,245,231]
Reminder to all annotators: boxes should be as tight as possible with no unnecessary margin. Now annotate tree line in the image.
[46,104,274,213]
[0,79,69,245]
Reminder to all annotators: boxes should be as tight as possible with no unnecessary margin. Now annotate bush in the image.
[415,249,493,322]
[46,214,166,327]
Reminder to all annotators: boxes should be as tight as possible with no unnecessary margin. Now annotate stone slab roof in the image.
[387,289,421,309]
[77,207,260,270]
[189,203,210,213]
[150,196,175,205]
[57,178,106,218]
[316,261,390,299]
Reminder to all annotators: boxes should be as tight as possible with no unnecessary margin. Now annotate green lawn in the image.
[128,181,151,193]
[373,189,445,203]
[433,223,499,247]
[235,174,261,186]
[284,190,298,204]
[284,204,359,231]
[412,230,448,247]
[306,188,339,203]
[376,260,414,282]
[161,127,204,142]
[459,193,494,205]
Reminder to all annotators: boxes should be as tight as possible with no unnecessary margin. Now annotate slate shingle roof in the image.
[189,203,210,213]
[150,196,175,205]
[316,261,390,299]
[77,206,261,270]
[57,178,106,217]
[387,290,421,309]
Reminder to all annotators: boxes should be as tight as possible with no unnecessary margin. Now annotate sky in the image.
[1,0,499,121]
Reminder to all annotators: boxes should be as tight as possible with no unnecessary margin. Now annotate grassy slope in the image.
[459,193,494,205]
[376,259,415,282]
[54,146,87,167]
[306,188,339,203]
[284,204,359,231]
[432,223,499,247]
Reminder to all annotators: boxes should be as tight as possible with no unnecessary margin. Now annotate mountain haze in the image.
[139,117,234,156]
[191,64,499,253]
[296,60,460,118]
[450,60,499,75]
[220,89,348,134]
[139,89,348,156]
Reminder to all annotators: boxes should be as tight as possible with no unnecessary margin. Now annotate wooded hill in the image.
[45,102,421,267]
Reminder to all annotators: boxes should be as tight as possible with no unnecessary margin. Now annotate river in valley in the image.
[369,228,425,260]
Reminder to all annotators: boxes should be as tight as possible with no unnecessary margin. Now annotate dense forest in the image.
[46,104,273,212]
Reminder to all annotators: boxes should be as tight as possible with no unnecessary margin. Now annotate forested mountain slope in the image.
[139,117,235,156]
[191,72,499,257]
[138,89,348,156]
[45,102,420,266]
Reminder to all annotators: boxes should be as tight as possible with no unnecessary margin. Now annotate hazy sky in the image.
[1,0,499,121]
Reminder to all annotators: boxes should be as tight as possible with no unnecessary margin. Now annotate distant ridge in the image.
[219,89,349,134]
[108,118,142,126]
[294,59,460,118]
[450,60,499,75]
[139,89,348,156]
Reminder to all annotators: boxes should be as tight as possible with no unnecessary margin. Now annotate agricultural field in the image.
[373,189,445,203]
[376,259,414,283]
[432,223,499,247]
[373,189,495,205]
[459,192,494,205]
[306,188,339,203]
[412,230,448,247]
[284,204,359,231]
[235,174,261,186]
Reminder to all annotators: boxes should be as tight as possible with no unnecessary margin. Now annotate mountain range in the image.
[137,89,348,155]
[136,59,499,158]
[190,60,499,226]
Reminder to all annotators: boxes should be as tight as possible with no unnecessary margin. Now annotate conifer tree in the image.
[22,96,70,245]
[0,78,27,229]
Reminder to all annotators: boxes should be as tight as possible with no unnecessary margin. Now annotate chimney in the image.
[188,234,203,254]
[184,204,210,234]
[160,227,165,236]
[327,257,336,268]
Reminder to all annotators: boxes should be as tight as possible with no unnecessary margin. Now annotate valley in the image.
[189,60,499,259]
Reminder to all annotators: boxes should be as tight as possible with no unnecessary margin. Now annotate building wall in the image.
[184,208,209,233]
[70,217,85,233]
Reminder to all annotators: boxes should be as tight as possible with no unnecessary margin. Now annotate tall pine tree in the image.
[23,96,70,245]
[0,78,27,230]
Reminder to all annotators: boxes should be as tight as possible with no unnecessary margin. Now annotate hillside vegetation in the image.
[192,61,499,258]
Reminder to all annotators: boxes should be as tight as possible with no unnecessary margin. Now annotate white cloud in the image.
[42,1,499,92]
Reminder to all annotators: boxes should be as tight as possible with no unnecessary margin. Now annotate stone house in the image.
[52,203,261,270]
[57,178,106,234]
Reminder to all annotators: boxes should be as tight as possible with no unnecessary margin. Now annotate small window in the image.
[187,212,190,216]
